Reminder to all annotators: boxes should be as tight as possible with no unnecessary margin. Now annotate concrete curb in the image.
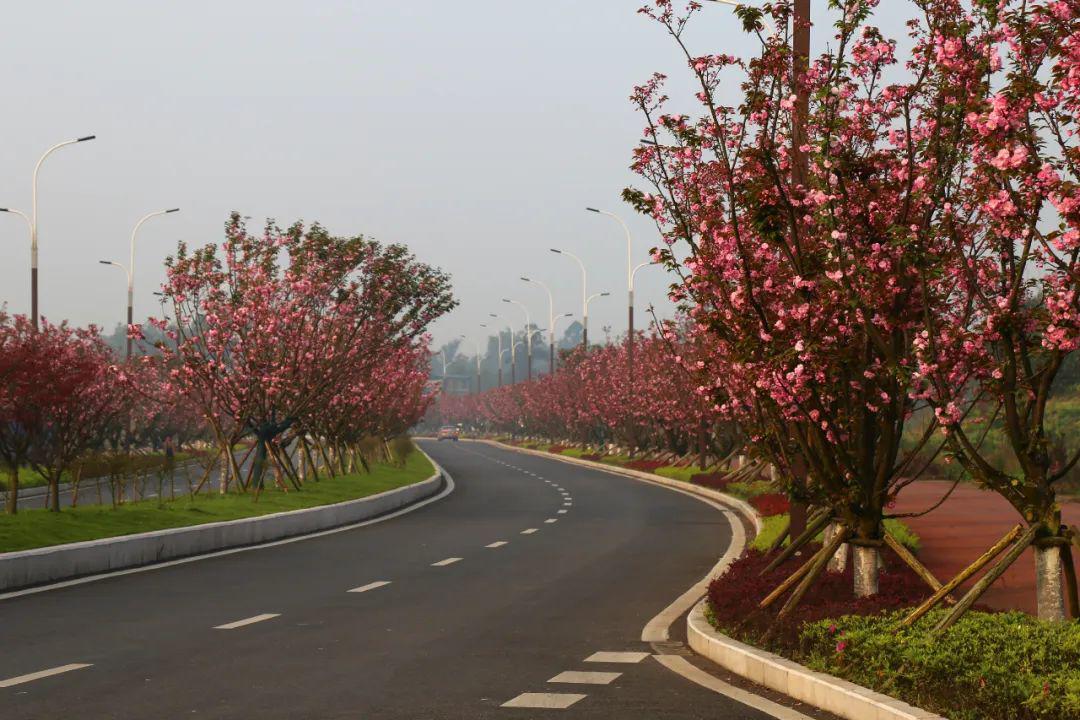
[0,462,444,593]
[687,602,945,720]
[485,441,944,720]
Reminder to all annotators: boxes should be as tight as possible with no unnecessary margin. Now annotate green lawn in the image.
[0,450,434,553]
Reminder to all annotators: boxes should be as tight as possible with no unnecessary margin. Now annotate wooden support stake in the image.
[933,523,1041,634]
[765,518,791,556]
[901,524,1022,628]
[777,527,851,620]
[884,531,947,598]
[760,541,818,609]
[761,508,833,575]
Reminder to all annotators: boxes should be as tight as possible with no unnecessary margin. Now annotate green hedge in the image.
[800,609,1080,720]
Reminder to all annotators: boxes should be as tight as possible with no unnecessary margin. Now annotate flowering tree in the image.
[151,213,455,491]
[625,0,988,599]
[0,313,131,512]
[912,0,1080,621]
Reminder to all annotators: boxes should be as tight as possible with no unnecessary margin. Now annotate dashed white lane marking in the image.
[549,670,621,685]
[0,663,93,688]
[486,541,509,548]
[502,692,587,709]
[520,528,538,535]
[585,651,650,664]
[557,509,568,514]
[348,581,391,593]
[214,613,280,630]
[432,557,463,567]
[545,518,558,524]
[563,502,572,507]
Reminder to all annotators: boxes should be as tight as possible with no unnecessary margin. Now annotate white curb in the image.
[0,454,446,593]
[687,602,945,720]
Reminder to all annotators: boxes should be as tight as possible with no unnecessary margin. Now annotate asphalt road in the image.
[0,440,777,719]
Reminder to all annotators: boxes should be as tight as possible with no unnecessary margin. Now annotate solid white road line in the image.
[520,528,538,535]
[214,613,280,630]
[545,518,558,524]
[548,670,621,685]
[585,651,650,664]
[502,692,587,709]
[486,541,509,548]
[431,557,463,567]
[0,664,92,688]
[348,581,391,593]
[652,655,813,720]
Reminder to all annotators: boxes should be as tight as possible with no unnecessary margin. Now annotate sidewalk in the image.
[891,480,1080,615]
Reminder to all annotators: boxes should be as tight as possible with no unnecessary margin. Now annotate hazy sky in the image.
[0,1,909,349]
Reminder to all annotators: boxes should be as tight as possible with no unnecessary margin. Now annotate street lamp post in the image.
[27,135,97,328]
[98,261,132,352]
[123,208,180,360]
[503,298,532,381]
[460,334,482,394]
[550,248,589,348]
[484,317,506,387]
[521,276,555,374]
[586,291,611,336]
[551,313,574,351]
[586,206,636,380]
[490,313,514,386]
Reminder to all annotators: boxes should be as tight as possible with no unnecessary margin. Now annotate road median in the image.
[0,449,447,593]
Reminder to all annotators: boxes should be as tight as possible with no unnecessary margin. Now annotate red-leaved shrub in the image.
[690,472,735,490]
[708,549,939,655]
[750,493,790,516]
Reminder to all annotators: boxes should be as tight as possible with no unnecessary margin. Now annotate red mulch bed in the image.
[690,472,736,490]
[750,493,790,516]
[708,548,932,655]
[547,445,568,454]
[580,453,603,461]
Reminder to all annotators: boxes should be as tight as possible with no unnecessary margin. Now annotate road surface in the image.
[0,440,783,719]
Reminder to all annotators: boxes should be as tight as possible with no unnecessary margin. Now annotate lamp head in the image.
[585,207,599,213]
[165,208,180,214]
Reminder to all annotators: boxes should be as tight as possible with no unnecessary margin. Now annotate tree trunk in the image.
[852,545,879,597]
[824,523,849,573]
[5,466,18,514]
[1035,544,1067,622]
[48,473,60,512]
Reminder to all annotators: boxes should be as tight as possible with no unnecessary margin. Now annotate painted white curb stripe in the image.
[431,557,462,567]
[653,655,813,720]
[502,692,586,709]
[214,613,280,630]
[548,671,621,685]
[0,663,92,688]
[348,581,391,593]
